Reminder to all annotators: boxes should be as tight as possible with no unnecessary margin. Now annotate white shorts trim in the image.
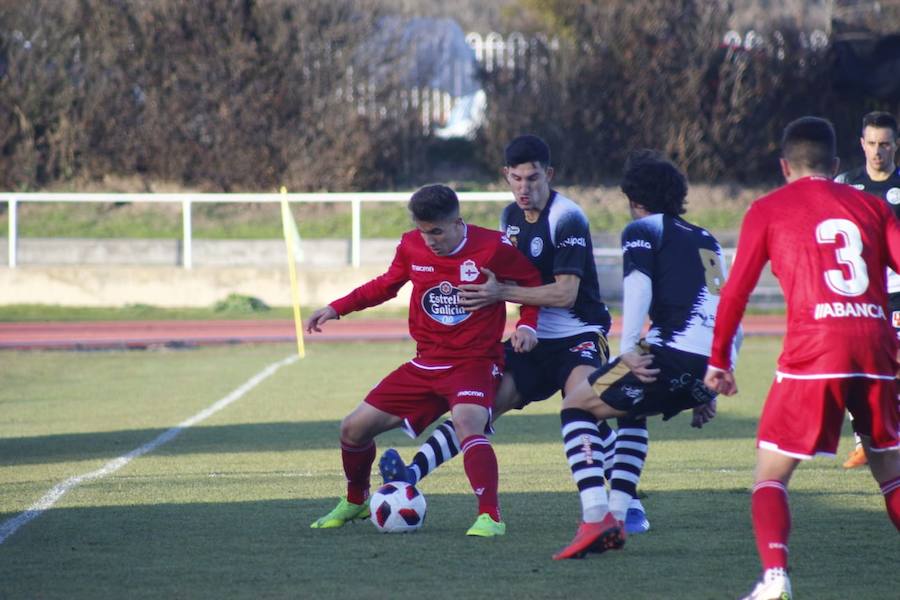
[409,360,453,370]
[775,370,895,382]
[868,441,900,453]
[758,440,836,460]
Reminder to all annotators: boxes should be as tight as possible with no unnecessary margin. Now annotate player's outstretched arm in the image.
[703,366,737,396]
[459,269,578,311]
[305,305,338,334]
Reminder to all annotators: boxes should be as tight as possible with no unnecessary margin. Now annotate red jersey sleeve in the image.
[329,242,410,316]
[709,204,770,370]
[486,239,543,331]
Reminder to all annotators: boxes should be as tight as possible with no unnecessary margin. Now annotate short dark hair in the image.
[862,111,898,136]
[408,184,459,222]
[620,150,687,216]
[781,116,836,173]
[504,135,551,168]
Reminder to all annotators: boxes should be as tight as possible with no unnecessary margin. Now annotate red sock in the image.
[751,480,791,570]
[461,435,500,521]
[341,440,375,505]
[880,476,900,530]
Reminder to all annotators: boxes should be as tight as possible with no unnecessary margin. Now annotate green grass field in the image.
[0,338,894,599]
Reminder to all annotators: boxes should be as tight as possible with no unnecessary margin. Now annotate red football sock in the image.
[461,435,500,521]
[751,480,791,570]
[880,476,900,530]
[341,440,375,505]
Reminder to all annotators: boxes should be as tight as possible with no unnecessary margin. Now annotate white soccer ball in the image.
[369,481,427,533]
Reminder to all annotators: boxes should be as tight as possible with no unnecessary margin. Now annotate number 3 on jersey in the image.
[815,218,869,297]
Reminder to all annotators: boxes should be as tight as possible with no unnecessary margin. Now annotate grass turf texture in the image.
[0,338,893,599]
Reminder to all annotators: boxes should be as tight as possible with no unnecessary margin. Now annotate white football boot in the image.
[740,568,792,600]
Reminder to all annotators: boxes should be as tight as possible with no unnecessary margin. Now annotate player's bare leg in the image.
[860,435,900,530]
[311,403,401,529]
[379,374,520,485]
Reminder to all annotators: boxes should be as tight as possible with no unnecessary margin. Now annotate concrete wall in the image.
[0,264,412,308]
[0,237,781,308]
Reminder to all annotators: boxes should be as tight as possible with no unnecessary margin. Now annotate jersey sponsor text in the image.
[422,281,471,325]
[623,239,652,251]
[813,301,886,320]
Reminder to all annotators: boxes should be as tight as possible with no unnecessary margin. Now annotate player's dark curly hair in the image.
[408,184,460,222]
[620,150,688,216]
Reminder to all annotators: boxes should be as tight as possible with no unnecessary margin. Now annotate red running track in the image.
[0,315,786,351]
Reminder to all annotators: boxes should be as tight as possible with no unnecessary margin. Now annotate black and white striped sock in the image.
[408,419,460,483]
[596,419,617,481]
[609,417,648,520]
[561,408,608,522]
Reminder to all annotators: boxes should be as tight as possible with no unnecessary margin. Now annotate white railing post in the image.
[8,197,17,268]
[182,198,193,269]
[351,197,361,268]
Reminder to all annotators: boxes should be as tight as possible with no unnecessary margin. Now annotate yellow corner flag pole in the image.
[280,186,306,358]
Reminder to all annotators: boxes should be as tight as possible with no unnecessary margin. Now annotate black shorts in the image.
[587,343,715,421]
[505,331,609,407]
[889,292,900,338]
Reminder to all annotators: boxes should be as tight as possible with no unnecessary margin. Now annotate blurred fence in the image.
[352,29,830,133]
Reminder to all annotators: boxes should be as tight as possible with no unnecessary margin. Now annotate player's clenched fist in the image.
[702,367,737,396]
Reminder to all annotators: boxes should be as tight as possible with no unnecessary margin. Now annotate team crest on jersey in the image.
[569,341,597,358]
[460,259,480,282]
[887,188,900,205]
[530,237,543,257]
[422,280,471,326]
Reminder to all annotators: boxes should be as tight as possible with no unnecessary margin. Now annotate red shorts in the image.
[758,374,900,459]
[364,358,502,437]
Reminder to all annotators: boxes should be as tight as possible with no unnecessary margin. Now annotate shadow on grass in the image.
[0,411,761,467]
[0,489,894,600]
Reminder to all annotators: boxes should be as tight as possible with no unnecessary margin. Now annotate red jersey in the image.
[330,224,542,363]
[710,176,900,377]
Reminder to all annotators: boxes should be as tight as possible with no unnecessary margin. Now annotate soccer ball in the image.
[369,481,427,533]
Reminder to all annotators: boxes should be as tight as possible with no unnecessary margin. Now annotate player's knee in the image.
[866,445,900,482]
[339,414,370,445]
[451,407,489,439]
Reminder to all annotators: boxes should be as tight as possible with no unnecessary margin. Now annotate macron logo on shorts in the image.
[457,390,485,398]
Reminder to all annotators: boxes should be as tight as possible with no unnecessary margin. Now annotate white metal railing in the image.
[1,192,512,269]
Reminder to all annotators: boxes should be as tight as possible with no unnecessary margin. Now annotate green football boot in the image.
[310,497,370,529]
[465,513,506,537]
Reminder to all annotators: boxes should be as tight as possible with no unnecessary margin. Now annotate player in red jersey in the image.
[704,117,900,600]
[306,184,542,537]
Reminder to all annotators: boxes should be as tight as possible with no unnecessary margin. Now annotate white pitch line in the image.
[0,353,299,545]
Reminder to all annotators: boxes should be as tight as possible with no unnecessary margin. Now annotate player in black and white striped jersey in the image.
[553,151,741,559]
[378,135,652,535]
